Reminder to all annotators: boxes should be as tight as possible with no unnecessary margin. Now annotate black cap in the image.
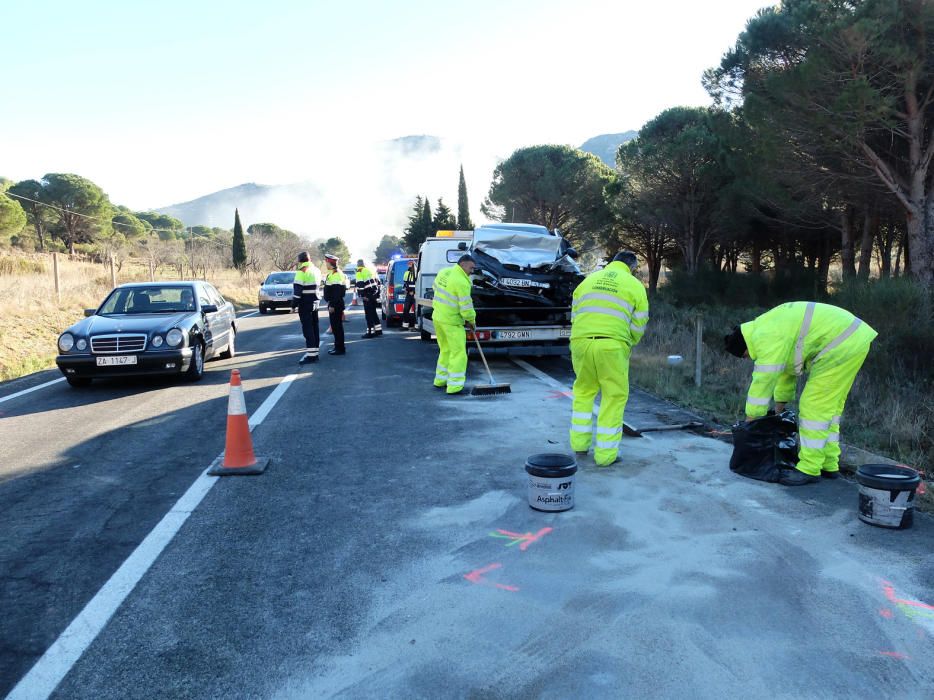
[458,253,477,265]
[724,325,748,358]
[613,251,638,269]
[298,251,309,263]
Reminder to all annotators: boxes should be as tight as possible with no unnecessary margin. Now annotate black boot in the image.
[328,348,346,355]
[361,331,375,339]
[780,470,820,486]
[820,469,840,479]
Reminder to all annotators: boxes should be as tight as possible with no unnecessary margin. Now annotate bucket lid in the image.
[525,452,577,478]
[856,464,921,491]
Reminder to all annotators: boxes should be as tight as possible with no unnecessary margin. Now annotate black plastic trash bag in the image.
[729,410,799,482]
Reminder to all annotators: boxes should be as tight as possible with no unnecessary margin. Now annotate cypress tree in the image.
[456,165,474,230]
[421,197,432,237]
[232,208,247,270]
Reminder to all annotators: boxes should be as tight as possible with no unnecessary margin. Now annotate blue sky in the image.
[3,0,772,218]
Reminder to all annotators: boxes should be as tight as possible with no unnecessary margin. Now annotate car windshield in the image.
[98,286,197,315]
[264,272,295,285]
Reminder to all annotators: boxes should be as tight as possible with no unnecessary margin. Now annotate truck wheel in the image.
[420,328,431,342]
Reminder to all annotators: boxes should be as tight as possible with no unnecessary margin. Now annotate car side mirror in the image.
[566,248,579,260]
[84,308,96,317]
[201,304,218,314]
[457,241,467,250]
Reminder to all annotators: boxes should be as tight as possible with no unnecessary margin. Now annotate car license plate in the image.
[497,330,532,340]
[96,355,138,366]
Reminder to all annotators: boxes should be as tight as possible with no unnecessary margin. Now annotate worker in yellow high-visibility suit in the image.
[724,302,877,486]
[569,251,649,466]
[432,254,477,395]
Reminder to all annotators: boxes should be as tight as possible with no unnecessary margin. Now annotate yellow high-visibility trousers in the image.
[569,338,631,466]
[434,321,468,394]
[796,326,874,476]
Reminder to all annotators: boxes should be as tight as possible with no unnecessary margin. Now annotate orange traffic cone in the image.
[208,369,270,476]
[351,290,358,306]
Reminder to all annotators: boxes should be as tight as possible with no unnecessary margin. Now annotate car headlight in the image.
[76,338,88,351]
[58,333,75,352]
[166,329,184,347]
[151,335,164,348]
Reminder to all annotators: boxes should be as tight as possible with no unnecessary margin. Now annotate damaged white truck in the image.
[416,223,584,356]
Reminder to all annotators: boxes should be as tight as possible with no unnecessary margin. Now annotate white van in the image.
[415,232,472,339]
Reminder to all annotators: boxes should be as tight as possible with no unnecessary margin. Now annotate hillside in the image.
[579,131,638,166]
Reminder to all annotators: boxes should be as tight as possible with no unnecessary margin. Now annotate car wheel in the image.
[259,305,268,315]
[219,327,236,359]
[186,342,205,382]
[66,377,92,388]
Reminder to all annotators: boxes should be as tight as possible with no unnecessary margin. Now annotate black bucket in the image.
[855,464,921,530]
[525,453,577,512]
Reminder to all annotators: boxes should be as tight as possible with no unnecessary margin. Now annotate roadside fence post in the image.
[694,315,703,388]
[53,252,61,303]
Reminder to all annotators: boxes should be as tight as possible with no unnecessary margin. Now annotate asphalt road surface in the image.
[1,305,932,699]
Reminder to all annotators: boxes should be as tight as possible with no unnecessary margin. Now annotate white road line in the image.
[238,310,259,319]
[511,358,650,441]
[0,377,66,405]
[5,372,299,700]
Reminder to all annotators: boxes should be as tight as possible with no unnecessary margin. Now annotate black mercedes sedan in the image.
[56,281,237,387]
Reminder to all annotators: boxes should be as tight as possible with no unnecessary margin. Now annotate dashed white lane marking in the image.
[5,372,300,700]
[511,358,651,441]
[0,378,66,405]
[238,309,260,319]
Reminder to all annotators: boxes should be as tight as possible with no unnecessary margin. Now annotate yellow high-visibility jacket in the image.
[570,261,649,346]
[741,301,878,417]
[433,264,476,325]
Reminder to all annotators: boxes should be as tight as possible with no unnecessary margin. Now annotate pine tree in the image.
[433,197,456,232]
[232,208,247,270]
[457,165,474,230]
[402,195,425,251]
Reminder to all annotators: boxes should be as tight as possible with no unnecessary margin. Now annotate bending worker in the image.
[355,259,382,338]
[292,251,321,364]
[322,254,348,356]
[724,302,877,486]
[432,253,477,395]
[569,251,649,466]
[402,259,417,331]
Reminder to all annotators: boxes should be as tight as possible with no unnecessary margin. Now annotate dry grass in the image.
[0,253,259,382]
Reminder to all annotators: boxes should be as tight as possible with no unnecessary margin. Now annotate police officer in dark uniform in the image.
[292,251,321,364]
[322,254,348,355]
[401,259,417,330]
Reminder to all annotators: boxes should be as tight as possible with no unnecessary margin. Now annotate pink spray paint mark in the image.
[545,390,573,400]
[490,528,553,551]
[879,651,911,660]
[463,562,519,592]
[880,580,934,621]
[879,608,894,619]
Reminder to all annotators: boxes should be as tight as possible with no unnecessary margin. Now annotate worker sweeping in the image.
[569,251,649,466]
[432,254,477,395]
[723,302,877,486]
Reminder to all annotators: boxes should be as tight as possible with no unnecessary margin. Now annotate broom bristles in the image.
[470,383,512,396]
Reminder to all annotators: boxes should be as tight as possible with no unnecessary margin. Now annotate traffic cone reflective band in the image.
[208,369,270,476]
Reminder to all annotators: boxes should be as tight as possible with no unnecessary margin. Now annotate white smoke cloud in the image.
[164,135,506,263]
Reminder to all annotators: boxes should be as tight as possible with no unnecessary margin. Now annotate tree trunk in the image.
[817,233,831,295]
[750,237,761,273]
[840,206,856,279]
[857,209,876,279]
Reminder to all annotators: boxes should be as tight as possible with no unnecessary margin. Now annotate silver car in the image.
[258,271,297,314]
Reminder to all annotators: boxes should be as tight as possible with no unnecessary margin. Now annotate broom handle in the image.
[470,324,496,383]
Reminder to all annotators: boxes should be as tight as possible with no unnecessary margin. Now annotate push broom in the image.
[468,325,512,396]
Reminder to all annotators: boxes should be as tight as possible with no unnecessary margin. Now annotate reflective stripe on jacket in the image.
[293,262,321,303]
[323,270,348,306]
[355,266,380,298]
[433,264,476,324]
[741,301,878,417]
[569,261,649,345]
